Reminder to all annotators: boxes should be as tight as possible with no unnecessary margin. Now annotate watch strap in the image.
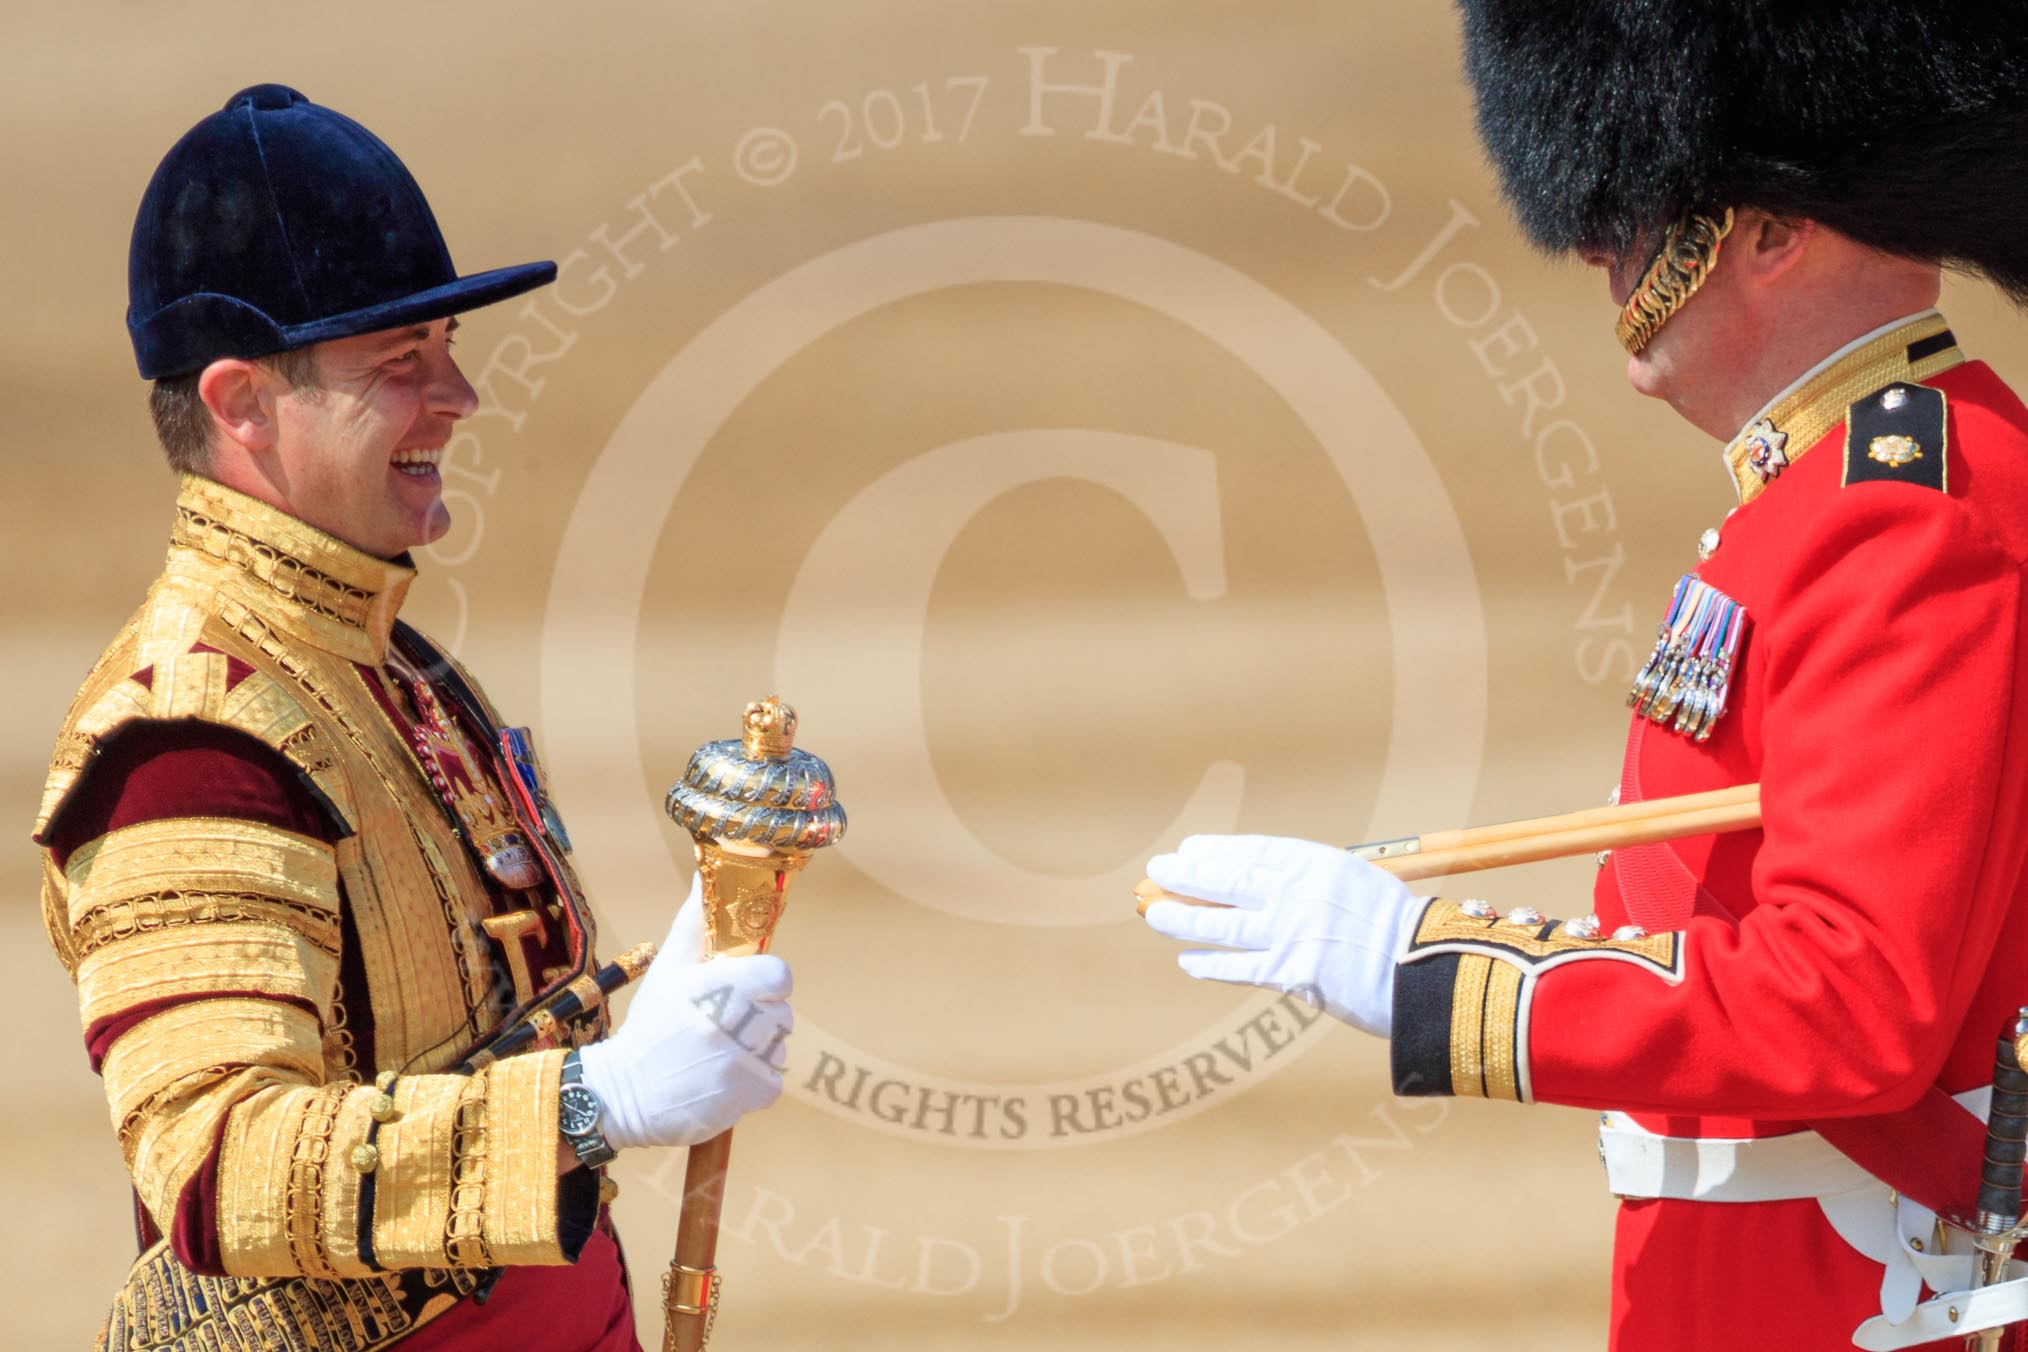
[558,1050,618,1168]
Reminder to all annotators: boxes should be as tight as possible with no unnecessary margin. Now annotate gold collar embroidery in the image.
[1723,313,1964,505]
[167,474,416,665]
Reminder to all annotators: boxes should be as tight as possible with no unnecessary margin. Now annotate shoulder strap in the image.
[390,621,500,745]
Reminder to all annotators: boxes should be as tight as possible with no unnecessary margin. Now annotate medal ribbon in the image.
[1626,574,1748,743]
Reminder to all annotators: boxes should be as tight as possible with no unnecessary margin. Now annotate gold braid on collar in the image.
[1614,208,1736,355]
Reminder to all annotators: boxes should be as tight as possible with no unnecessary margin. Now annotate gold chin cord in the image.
[660,697,846,1352]
[1614,207,1736,356]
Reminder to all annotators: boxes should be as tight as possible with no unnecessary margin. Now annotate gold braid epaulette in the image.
[1615,208,1735,355]
[97,1240,483,1352]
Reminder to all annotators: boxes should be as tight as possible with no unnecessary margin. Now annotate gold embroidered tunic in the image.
[36,476,615,1347]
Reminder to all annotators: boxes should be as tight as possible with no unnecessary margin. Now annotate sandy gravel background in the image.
[9,4,2027,1347]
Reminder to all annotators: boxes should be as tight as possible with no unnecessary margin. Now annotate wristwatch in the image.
[558,1050,617,1168]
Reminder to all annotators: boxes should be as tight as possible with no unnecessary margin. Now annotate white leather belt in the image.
[1600,1108,1881,1202]
[1598,1088,2028,1350]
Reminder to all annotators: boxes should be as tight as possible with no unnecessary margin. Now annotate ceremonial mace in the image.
[660,697,846,1352]
[1133,782,1761,912]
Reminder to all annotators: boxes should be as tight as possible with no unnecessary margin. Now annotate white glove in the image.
[1143,834,1424,1037]
[578,876,793,1150]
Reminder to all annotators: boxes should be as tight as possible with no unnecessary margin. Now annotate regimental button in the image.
[1611,925,1649,941]
[1459,899,1498,920]
[351,1143,379,1175]
[1503,906,1546,927]
[1697,527,1721,560]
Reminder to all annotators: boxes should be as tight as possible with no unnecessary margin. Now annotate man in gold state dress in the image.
[36,85,792,1351]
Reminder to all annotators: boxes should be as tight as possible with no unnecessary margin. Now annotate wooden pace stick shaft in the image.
[1134,782,1760,914]
[1403,782,1759,857]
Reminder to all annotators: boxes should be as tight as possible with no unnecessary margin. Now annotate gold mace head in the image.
[741,695,798,759]
[665,697,846,958]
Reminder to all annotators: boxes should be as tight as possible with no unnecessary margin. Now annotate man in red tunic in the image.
[37,86,791,1351]
[1146,6,2028,1348]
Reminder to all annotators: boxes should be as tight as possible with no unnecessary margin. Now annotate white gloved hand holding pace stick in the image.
[578,875,793,1150]
[1142,834,1424,1037]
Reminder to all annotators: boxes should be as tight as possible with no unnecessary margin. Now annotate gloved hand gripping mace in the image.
[660,698,846,1352]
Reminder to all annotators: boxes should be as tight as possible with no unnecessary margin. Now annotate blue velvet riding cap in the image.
[127,84,555,379]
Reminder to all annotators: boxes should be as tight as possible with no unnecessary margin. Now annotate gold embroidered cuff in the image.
[219,1083,321,1277]
[368,1073,469,1269]
[360,1054,569,1271]
[480,1049,570,1267]
[222,1072,504,1280]
[219,1077,384,1279]
[447,1078,495,1269]
[317,1085,380,1278]
[284,1082,346,1279]
[1391,899,1684,1103]
[1445,955,1524,1101]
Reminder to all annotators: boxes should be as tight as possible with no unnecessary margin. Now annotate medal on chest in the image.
[1627,573,1747,742]
[384,655,545,890]
[501,725,573,855]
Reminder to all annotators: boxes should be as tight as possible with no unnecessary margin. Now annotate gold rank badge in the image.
[1867,433,1923,467]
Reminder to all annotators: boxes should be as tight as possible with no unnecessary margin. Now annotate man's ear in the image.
[1740,211,1816,285]
[196,358,277,453]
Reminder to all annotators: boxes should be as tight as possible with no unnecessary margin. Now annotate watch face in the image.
[558,1084,602,1137]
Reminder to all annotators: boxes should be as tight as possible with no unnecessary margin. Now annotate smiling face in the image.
[258,318,478,557]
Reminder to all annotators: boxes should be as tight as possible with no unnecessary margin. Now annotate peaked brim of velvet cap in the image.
[282,260,559,350]
[133,259,557,379]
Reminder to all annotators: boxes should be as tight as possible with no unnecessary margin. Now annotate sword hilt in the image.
[1976,1008,2028,1235]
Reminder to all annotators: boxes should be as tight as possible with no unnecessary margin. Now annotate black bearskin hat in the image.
[1456,2,2028,301]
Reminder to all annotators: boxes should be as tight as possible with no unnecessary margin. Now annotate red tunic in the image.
[1393,323,2028,1349]
[1577,359,2028,1348]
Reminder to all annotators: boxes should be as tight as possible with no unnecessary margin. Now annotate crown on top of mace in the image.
[664,696,847,852]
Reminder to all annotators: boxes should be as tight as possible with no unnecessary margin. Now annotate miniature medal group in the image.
[1627,572,1745,742]
[385,654,545,890]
